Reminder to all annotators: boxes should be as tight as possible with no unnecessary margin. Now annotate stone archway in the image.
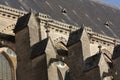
[48,59,70,80]
[0,47,17,80]
[57,62,70,80]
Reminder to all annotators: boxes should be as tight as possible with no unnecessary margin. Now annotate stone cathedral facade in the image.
[0,0,120,80]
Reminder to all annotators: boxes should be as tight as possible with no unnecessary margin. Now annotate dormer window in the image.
[104,21,110,26]
[61,8,67,13]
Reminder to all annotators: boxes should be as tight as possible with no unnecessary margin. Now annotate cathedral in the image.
[0,0,120,80]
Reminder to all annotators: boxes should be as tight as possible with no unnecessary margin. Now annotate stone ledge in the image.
[0,4,120,45]
[0,4,26,16]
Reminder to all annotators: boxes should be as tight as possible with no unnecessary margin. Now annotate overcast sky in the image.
[102,0,120,7]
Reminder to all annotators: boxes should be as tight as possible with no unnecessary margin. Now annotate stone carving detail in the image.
[54,37,67,45]
[48,56,70,80]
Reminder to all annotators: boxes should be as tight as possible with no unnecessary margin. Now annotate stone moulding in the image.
[85,27,120,45]
[0,4,120,45]
[0,4,26,16]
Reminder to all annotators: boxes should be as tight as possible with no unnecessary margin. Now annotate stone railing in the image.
[0,4,26,16]
[85,27,120,45]
[37,13,79,32]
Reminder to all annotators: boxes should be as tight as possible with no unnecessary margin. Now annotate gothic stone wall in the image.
[113,58,120,80]
[32,54,48,80]
[85,67,101,80]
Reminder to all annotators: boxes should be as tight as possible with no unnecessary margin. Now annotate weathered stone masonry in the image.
[0,0,120,80]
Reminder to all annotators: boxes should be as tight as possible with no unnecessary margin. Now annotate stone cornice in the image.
[37,13,79,31]
[0,4,120,45]
[85,27,120,45]
[0,4,26,16]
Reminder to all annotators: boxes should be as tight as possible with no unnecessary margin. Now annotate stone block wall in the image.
[15,28,32,80]
[85,67,101,80]
[32,54,48,80]
[113,58,120,80]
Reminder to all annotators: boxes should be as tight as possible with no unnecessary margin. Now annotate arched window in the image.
[57,61,70,80]
[0,47,16,80]
[0,53,12,80]
[65,70,70,80]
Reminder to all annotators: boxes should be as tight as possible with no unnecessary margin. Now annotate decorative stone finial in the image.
[29,8,33,12]
[98,45,102,53]
[113,39,117,46]
[81,24,85,29]
[69,25,72,33]
[45,22,50,38]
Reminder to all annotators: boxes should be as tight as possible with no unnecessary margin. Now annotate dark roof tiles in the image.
[0,0,120,38]
[112,45,120,59]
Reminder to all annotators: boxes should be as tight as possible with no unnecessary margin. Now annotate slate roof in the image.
[0,0,120,38]
[85,53,101,71]
[112,45,120,59]
[67,27,83,46]
[14,13,31,33]
[31,38,48,59]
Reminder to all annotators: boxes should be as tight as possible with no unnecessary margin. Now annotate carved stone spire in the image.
[45,22,50,38]
[98,45,102,53]
[69,25,72,34]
